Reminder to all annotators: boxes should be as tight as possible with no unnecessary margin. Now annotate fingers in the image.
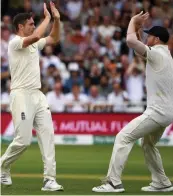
[142,12,149,20]
[44,3,46,10]
[143,12,149,17]
[44,2,49,12]
[50,1,55,8]
[137,11,143,16]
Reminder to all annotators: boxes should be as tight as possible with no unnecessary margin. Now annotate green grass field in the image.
[1,143,173,195]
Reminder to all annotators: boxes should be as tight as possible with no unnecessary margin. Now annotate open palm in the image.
[132,11,149,26]
[50,1,60,20]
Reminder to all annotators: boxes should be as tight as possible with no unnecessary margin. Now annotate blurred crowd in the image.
[1,0,173,113]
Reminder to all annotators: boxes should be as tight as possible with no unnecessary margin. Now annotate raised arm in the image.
[126,11,149,56]
[46,1,61,45]
[22,3,51,48]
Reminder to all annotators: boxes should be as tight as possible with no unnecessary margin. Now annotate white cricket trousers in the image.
[105,113,172,188]
[1,89,56,180]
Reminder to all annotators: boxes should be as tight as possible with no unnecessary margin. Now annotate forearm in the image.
[126,19,146,55]
[34,17,50,38]
[49,18,60,43]
[136,28,143,41]
[126,19,138,45]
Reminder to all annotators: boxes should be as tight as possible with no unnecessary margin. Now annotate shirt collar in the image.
[153,44,168,49]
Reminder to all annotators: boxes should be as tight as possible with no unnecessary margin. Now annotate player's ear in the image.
[18,24,24,31]
[155,37,160,44]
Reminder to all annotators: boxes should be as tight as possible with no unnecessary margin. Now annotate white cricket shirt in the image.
[144,45,173,126]
[8,35,46,90]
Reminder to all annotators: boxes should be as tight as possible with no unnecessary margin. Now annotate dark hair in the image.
[13,13,32,32]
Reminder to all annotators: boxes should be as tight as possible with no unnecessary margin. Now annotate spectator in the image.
[64,62,84,93]
[46,81,66,112]
[1,27,11,67]
[17,0,33,16]
[100,0,113,17]
[119,54,130,71]
[1,15,12,30]
[83,77,91,95]
[1,0,172,113]
[99,36,117,59]
[41,45,69,82]
[45,64,60,90]
[87,64,101,85]
[66,0,83,21]
[80,0,92,26]
[99,75,112,98]
[81,16,98,39]
[92,4,102,25]
[163,18,173,34]
[88,85,105,105]
[100,55,114,74]
[70,24,85,45]
[60,31,78,63]
[83,48,98,70]
[88,85,105,112]
[97,16,116,39]
[1,27,11,92]
[101,56,121,85]
[125,59,145,104]
[112,27,123,57]
[1,80,11,112]
[108,81,129,112]
[150,6,163,26]
[65,83,89,112]
[79,31,100,55]
[161,0,173,19]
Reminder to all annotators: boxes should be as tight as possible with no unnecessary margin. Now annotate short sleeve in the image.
[145,46,164,71]
[9,36,25,50]
[37,38,46,50]
[145,46,161,62]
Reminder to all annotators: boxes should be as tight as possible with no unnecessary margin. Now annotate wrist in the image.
[131,18,136,24]
[45,16,51,20]
[54,17,60,21]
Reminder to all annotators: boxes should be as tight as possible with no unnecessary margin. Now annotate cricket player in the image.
[0,2,64,192]
[92,11,173,193]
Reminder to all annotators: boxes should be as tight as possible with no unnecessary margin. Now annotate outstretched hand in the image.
[50,1,60,20]
[132,11,149,27]
[44,3,51,19]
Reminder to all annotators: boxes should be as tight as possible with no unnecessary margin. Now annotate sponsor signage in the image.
[1,113,173,146]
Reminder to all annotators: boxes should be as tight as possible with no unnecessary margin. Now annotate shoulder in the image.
[9,36,22,45]
[8,36,25,51]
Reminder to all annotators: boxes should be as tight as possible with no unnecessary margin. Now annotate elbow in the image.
[126,37,134,48]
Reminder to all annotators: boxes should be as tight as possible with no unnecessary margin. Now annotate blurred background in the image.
[1,0,173,143]
[1,1,173,195]
[1,0,173,114]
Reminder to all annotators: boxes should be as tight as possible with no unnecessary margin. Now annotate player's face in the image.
[23,18,35,36]
[146,34,156,46]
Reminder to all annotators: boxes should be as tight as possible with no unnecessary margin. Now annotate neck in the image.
[17,32,26,37]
